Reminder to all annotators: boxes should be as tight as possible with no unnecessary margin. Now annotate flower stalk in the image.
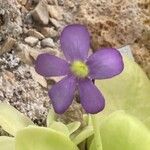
[91,114,103,150]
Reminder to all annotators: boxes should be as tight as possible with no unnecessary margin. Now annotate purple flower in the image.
[35,24,124,114]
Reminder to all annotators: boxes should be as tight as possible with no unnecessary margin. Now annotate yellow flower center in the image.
[70,61,89,78]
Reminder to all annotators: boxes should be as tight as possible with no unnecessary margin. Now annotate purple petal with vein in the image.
[60,24,90,61]
[78,78,105,114]
[48,76,76,114]
[35,53,69,77]
[87,48,124,79]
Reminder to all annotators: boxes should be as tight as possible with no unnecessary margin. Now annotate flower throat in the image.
[70,61,89,78]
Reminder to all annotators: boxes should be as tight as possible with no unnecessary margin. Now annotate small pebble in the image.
[27,29,45,40]
[31,1,49,25]
[57,0,64,6]
[0,38,16,55]
[47,5,63,20]
[49,18,61,29]
[40,27,58,38]
[41,38,55,48]
[24,36,39,47]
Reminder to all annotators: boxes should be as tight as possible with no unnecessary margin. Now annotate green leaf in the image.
[72,126,93,145]
[95,56,150,127]
[15,126,79,150]
[0,103,34,136]
[83,115,92,126]
[0,136,15,150]
[50,121,70,136]
[91,115,103,150]
[67,121,81,135]
[89,111,150,150]
[46,108,57,127]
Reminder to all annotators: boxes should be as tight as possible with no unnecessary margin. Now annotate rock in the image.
[30,67,47,88]
[24,12,33,24]
[46,0,58,5]
[74,0,149,50]
[138,29,150,50]
[40,47,59,56]
[65,1,74,8]
[16,43,59,65]
[16,43,42,63]
[40,27,58,38]
[0,66,50,126]
[31,0,49,25]
[20,5,28,14]
[131,44,150,78]
[23,27,28,34]
[24,36,39,47]
[0,37,16,55]
[22,0,28,5]
[36,41,42,49]
[57,0,64,6]
[0,0,23,39]
[47,5,63,20]
[41,38,55,48]
[26,29,45,40]
[25,0,40,10]
[49,18,61,28]
[28,48,41,60]
[0,50,20,70]
[1,70,15,84]
[17,0,28,5]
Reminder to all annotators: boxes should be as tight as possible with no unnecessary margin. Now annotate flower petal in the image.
[48,76,76,114]
[87,48,124,79]
[78,79,105,114]
[60,24,90,61]
[35,53,69,77]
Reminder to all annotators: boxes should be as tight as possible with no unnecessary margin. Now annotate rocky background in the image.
[0,0,149,126]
